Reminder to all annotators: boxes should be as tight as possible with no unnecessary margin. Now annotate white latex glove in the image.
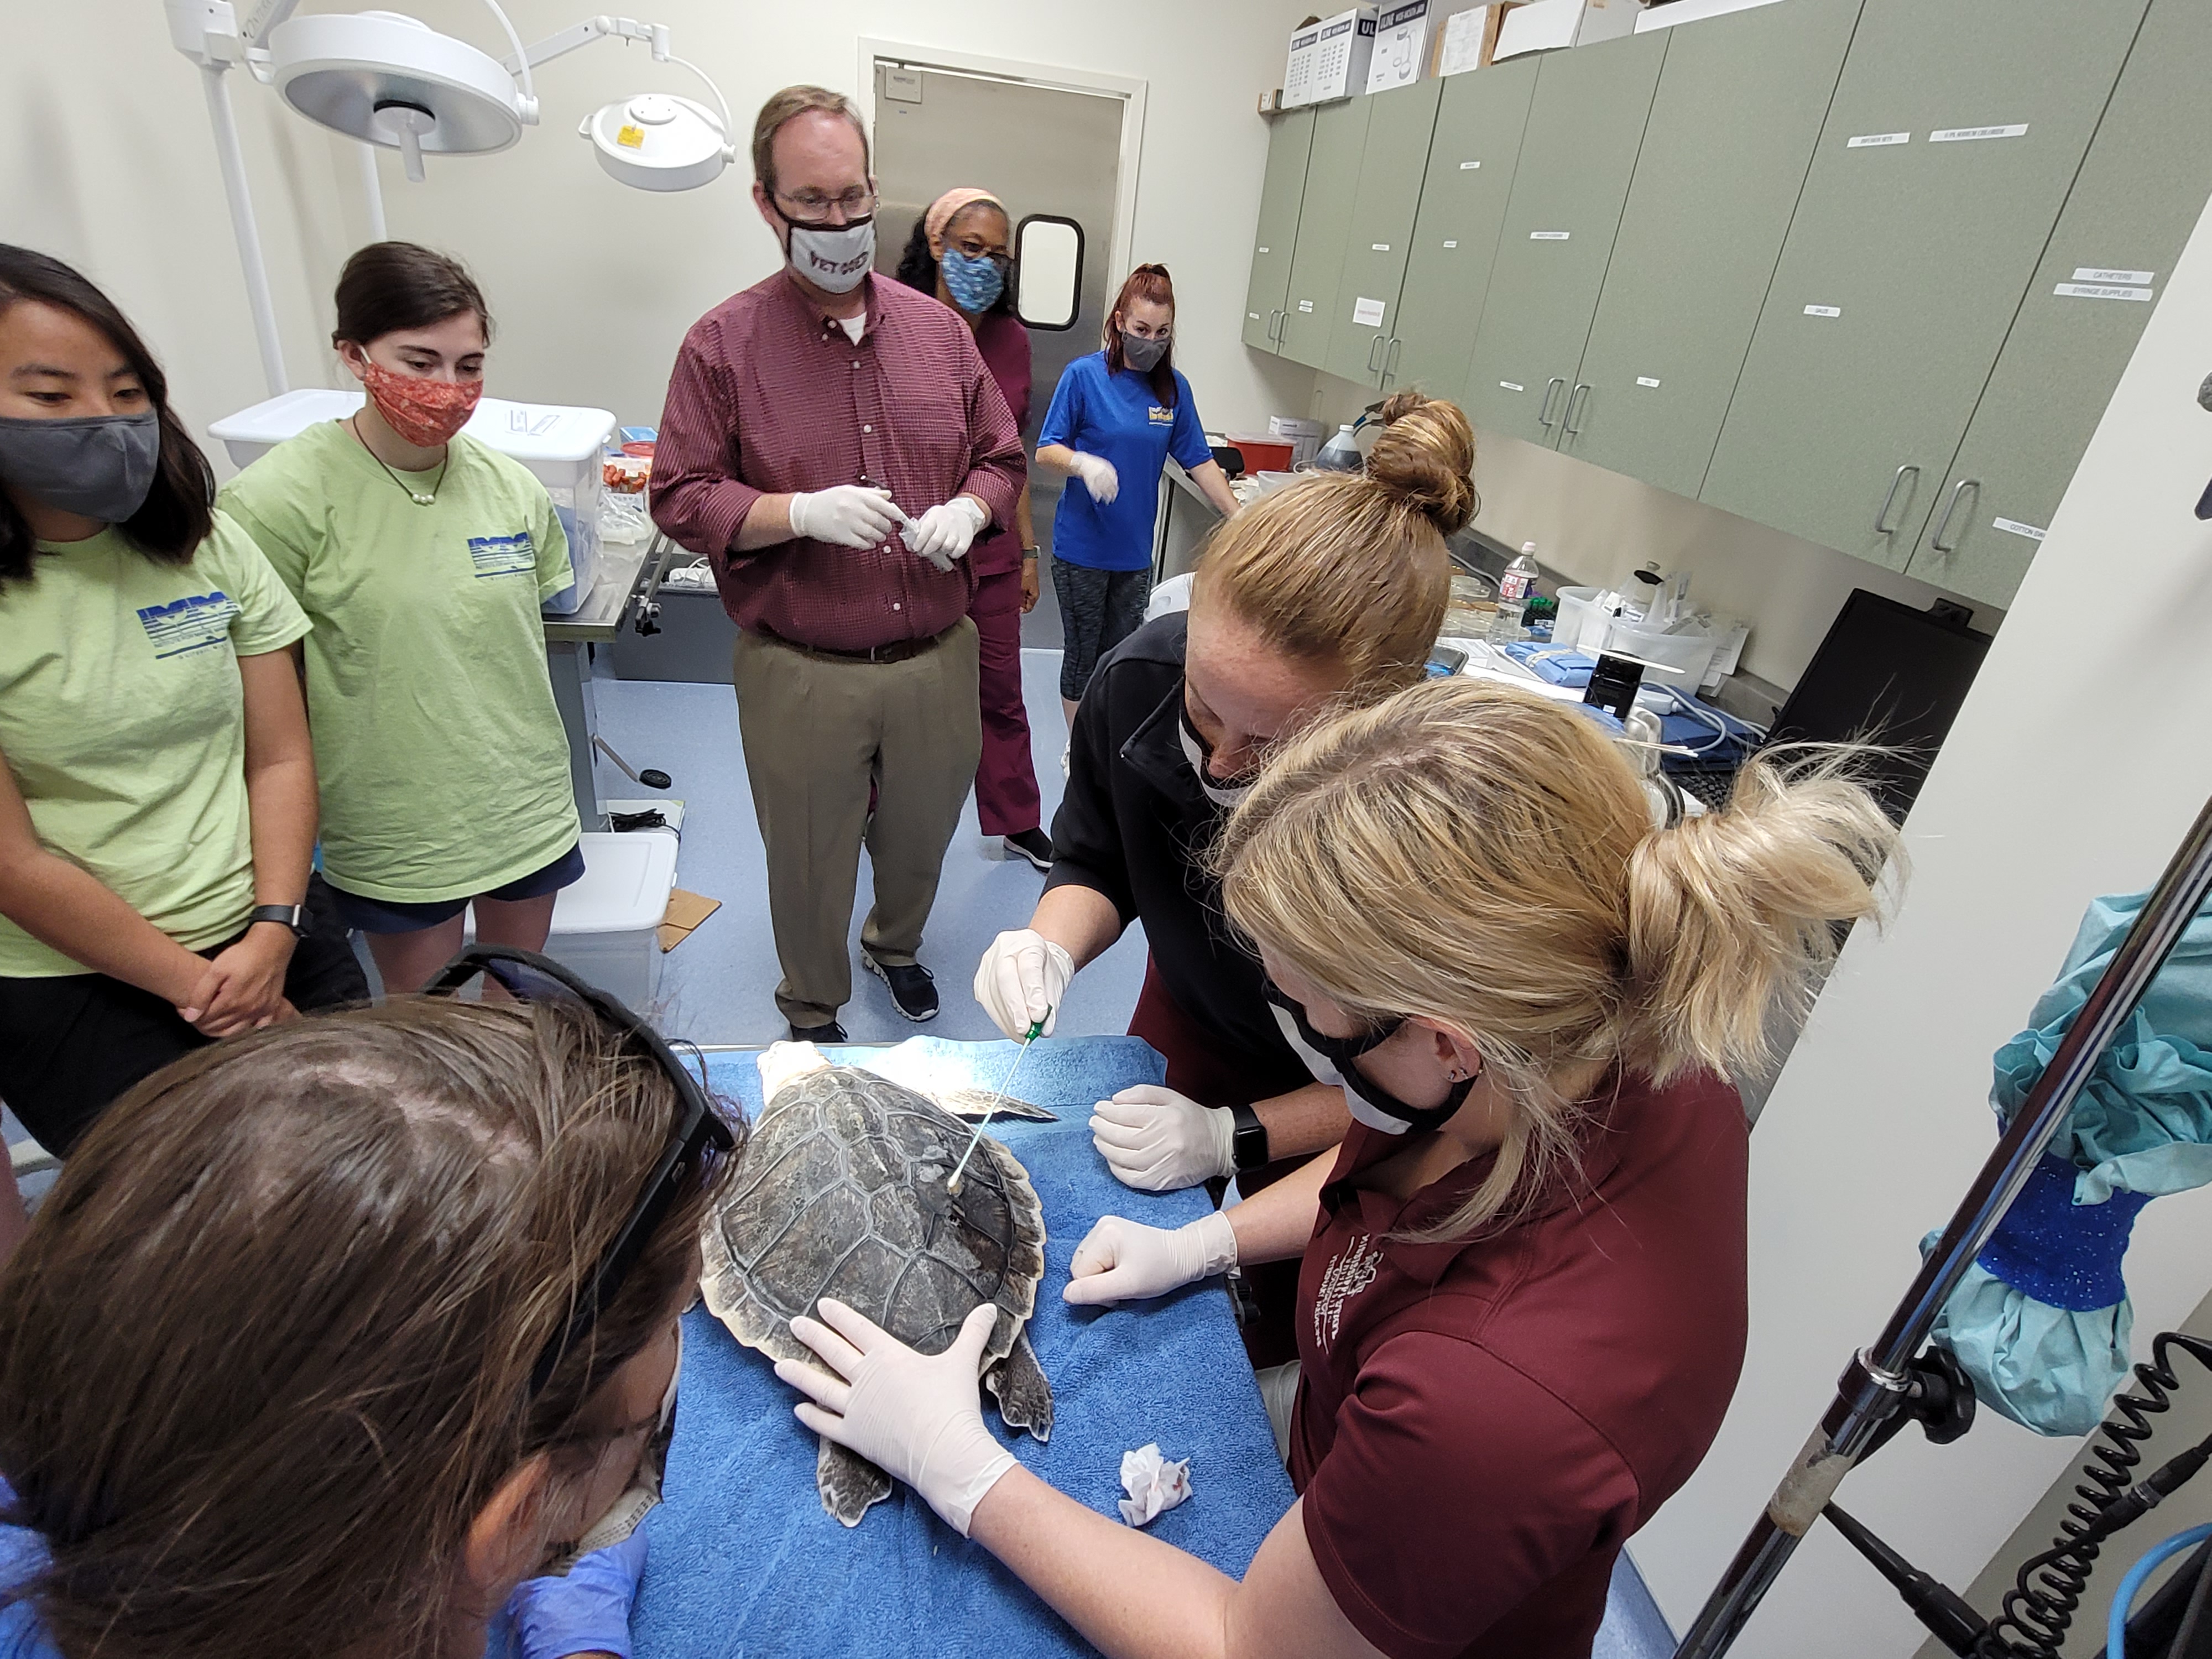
[973,928,1074,1040]
[901,496,989,571]
[778,1300,1016,1537]
[1062,1211,1238,1307]
[788,484,903,549]
[1089,1085,1237,1192]
[1067,452,1119,504]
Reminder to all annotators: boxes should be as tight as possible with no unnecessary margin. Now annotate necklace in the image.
[351,414,447,506]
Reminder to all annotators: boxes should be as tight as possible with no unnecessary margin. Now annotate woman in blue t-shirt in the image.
[1037,264,1240,723]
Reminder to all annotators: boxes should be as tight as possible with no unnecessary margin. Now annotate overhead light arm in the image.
[508,14,731,138]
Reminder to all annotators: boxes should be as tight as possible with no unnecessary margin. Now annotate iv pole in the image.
[1674,789,2212,1658]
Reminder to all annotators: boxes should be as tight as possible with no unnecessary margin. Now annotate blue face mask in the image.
[941,248,1005,315]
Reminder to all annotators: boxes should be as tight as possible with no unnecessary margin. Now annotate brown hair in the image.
[1104,263,1177,406]
[0,998,737,1659]
[0,244,213,586]
[1218,679,1899,1240]
[1192,390,1474,694]
[331,241,491,351]
[750,85,870,197]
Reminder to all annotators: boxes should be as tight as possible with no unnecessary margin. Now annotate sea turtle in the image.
[702,1041,1053,1525]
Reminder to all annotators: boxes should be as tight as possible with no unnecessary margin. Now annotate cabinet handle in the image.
[1366,333,1386,373]
[1874,464,1920,535]
[1537,377,1567,429]
[1267,309,1283,343]
[1929,478,1979,553]
[1384,336,1404,382]
[1563,382,1591,435]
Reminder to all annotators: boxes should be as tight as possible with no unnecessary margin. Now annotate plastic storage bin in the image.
[532,831,679,1010]
[208,388,617,614]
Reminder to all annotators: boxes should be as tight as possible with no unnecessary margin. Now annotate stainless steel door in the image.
[870,61,1124,647]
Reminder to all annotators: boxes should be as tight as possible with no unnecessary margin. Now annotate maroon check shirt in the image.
[651,270,1026,652]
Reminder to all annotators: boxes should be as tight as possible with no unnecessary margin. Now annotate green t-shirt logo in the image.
[467,531,537,580]
[135,590,241,659]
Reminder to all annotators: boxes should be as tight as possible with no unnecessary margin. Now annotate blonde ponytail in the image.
[1218,680,1901,1241]
[1627,752,1900,1085]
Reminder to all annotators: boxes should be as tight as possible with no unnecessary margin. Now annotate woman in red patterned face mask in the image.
[219,243,586,996]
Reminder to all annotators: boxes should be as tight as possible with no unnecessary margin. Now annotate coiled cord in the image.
[1976,1332,2212,1657]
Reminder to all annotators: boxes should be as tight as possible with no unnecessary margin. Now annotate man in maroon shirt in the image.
[651,86,1026,1039]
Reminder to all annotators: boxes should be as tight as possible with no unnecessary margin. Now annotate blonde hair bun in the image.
[1367,391,1478,538]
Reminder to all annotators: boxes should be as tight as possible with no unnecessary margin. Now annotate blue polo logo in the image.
[467,531,536,579]
[1149,406,1173,424]
[137,591,240,658]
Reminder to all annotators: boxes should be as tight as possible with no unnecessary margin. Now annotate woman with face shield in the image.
[783,678,1900,1659]
[975,390,1472,1359]
[0,246,368,1193]
[0,969,739,1659]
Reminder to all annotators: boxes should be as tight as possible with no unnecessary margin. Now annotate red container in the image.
[1223,434,1295,474]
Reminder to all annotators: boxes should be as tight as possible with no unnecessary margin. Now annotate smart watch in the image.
[1229,1103,1271,1173]
[247,903,309,938]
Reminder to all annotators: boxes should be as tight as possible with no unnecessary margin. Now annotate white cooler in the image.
[529,831,678,1011]
[208,388,616,615]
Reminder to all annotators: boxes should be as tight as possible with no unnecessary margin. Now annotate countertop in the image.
[542,538,650,644]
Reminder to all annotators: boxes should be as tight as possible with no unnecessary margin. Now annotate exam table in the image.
[632,1036,1298,1658]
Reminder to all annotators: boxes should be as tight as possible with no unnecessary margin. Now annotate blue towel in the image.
[634,1038,1297,1658]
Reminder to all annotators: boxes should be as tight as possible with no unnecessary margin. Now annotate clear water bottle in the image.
[1489,542,1540,643]
[1313,424,1362,473]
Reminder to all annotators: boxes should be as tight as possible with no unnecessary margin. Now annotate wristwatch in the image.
[1020,547,1040,561]
[1228,1103,1271,1173]
[247,902,309,938]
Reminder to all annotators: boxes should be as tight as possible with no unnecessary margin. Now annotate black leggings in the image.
[0,875,369,1157]
[1053,559,1152,703]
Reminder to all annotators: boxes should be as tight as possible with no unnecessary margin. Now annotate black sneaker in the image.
[1001,827,1053,872]
[863,954,939,1021]
[789,1019,848,1044]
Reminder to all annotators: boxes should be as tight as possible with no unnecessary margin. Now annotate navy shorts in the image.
[324,842,586,934]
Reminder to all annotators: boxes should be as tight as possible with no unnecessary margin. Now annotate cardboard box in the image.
[1283,16,1323,107]
[1493,0,1639,60]
[1268,414,1327,468]
[1430,2,1521,73]
[1302,6,1378,104]
[1366,0,1434,93]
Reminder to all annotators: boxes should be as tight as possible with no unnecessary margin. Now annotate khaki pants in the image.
[732,620,982,1028]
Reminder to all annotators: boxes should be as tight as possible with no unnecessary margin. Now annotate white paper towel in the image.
[1117,1443,1193,1527]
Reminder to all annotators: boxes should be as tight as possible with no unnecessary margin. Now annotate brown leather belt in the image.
[756,625,943,665]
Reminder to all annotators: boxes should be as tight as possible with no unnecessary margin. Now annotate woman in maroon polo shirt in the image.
[774,675,1899,1659]
[894,187,1051,872]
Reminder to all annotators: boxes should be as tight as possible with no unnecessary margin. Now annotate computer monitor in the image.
[1764,589,1993,823]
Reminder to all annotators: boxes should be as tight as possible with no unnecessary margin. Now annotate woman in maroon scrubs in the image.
[776,677,1900,1659]
[895,187,1050,872]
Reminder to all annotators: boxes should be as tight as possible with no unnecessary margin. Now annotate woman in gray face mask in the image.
[1035,263,1243,727]
[0,246,366,1216]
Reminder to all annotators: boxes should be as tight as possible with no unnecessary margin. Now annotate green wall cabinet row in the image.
[1239,0,2212,610]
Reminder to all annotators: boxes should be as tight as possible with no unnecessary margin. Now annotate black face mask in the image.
[1262,980,1477,1136]
[1177,700,1260,808]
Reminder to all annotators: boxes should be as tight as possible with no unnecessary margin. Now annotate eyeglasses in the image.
[773,185,878,225]
[424,945,737,1395]
[948,243,1013,271]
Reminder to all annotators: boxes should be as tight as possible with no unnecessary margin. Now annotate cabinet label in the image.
[1846,132,1910,148]
[1635,376,1662,388]
[1353,296,1387,327]
[1459,159,1481,169]
[1370,243,1391,252]
[1929,123,2028,143]
[1499,380,1525,393]
[1298,300,1314,312]
[1248,311,1262,321]
[2074,267,2153,285]
[1992,517,2046,541]
[1530,230,1571,240]
[1257,246,1270,254]
[1442,238,1459,248]
[2054,282,2151,302]
[1803,304,1841,317]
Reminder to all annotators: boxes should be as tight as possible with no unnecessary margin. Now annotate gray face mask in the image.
[1120,331,1169,373]
[786,217,876,295]
[0,411,160,525]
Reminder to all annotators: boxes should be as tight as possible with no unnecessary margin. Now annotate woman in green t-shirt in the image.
[0,246,368,1197]
[221,243,584,996]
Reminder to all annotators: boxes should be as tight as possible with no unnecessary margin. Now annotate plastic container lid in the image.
[548,832,677,935]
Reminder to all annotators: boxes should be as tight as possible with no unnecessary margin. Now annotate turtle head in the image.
[758,1040,833,1103]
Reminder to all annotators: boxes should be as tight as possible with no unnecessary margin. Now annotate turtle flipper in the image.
[817,1436,894,1526]
[984,1327,1054,1442]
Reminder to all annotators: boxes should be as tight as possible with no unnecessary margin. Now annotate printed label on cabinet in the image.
[1298,300,1314,312]
[1992,518,2047,541]
[1442,239,1459,248]
[1846,132,1909,149]
[1803,304,1841,317]
[1352,296,1387,327]
[2053,283,2151,302]
[1530,231,1570,241]
[1370,243,1391,252]
[1635,377,1661,388]
[1499,380,1525,392]
[1459,159,1481,169]
[1929,124,2028,143]
[2073,268,2153,285]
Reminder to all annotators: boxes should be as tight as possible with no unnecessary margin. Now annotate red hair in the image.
[1105,262,1177,406]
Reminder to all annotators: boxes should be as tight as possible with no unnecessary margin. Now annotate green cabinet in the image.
[1279,98,1374,369]
[1387,60,1539,399]
[1557,0,1860,495]
[1241,109,1317,353]
[1324,80,1446,386]
[1459,32,1668,445]
[1698,0,2150,568]
[1904,0,2212,608]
